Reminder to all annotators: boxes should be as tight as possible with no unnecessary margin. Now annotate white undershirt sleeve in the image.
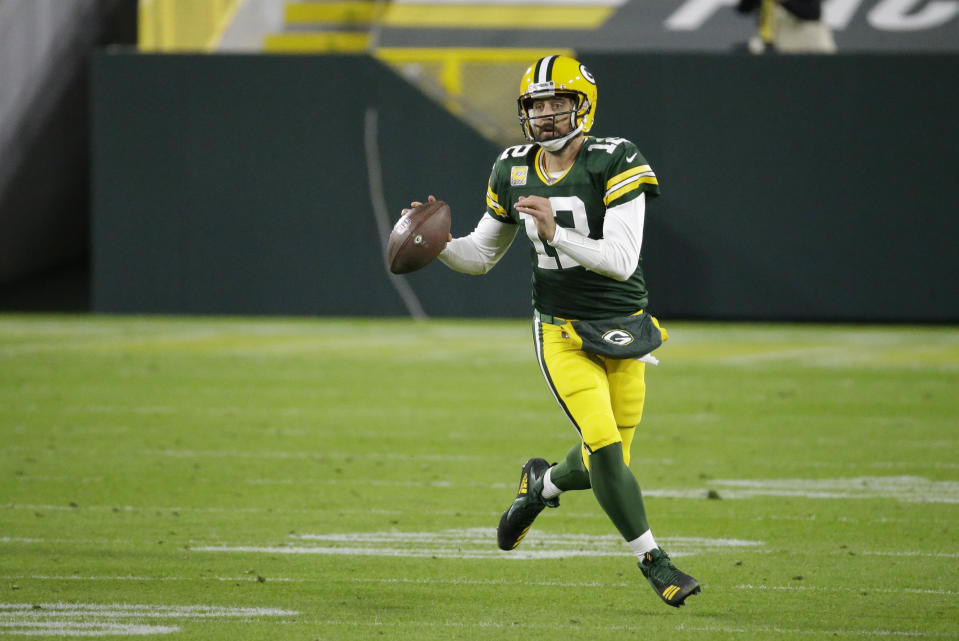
[548,193,645,282]
[438,213,519,275]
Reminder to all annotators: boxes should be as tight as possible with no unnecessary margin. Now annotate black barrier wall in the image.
[91,53,959,322]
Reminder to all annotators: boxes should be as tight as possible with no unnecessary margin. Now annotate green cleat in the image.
[496,457,558,551]
[638,548,701,607]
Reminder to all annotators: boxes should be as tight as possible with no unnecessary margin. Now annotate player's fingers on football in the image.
[409,195,436,208]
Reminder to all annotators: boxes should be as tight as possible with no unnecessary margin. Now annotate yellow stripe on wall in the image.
[285,1,378,25]
[384,4,613,29]
[285,2,613,29]
[374,47,576,64]
[264,32,371,53]
[139,0,242,52]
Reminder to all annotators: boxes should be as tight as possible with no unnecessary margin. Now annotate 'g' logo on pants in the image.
[602,330,634,346]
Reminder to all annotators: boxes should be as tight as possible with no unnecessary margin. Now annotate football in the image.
[387,200,451,274]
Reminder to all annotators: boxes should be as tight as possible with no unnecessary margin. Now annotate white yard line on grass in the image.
[21,473,948,502]
[0,575,295,583]
[0,603,297,618]
[673,623,932,638]
[251,617,945,638]
[3,575,954,599]
[859,550,959,558]
[0,504,499,518]
[192,528,763,560]
[0,603,298,638]
[191,545,626,559]
[734,584,959,595]
[702,476,959,503]
[10,443,959,471]
[7,503,952,527]
[251,474,959,502]
[0,575,628,588]
[0,621,181,636]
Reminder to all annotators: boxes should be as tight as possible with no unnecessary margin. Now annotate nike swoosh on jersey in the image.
[626,153,637,162]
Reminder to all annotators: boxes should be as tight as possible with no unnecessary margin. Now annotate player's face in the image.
[528,95,576,142]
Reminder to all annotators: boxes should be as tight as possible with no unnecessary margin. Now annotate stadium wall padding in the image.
[91,52,959,322]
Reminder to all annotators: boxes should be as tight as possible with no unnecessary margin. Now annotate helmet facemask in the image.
[518,86,590,152]
[517,53,597,150]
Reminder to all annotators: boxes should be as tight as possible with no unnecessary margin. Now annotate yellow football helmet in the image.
[518,55,597,151]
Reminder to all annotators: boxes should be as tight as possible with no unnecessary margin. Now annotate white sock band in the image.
[628,529,658,558]
[540,466,562,500]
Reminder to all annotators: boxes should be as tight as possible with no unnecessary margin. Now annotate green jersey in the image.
[486,136,660,319]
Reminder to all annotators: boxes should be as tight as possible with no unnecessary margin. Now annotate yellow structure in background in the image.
[139,0,242,51]
[373,47,575,145]
[264,1,609,53]
[136,0,589,143]
[263,31,372,53]
[279,1,612,30]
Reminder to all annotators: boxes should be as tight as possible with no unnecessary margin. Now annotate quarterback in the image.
[415,55,700,607]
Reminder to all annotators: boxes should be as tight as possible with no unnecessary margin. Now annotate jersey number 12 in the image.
[519,196,590,270]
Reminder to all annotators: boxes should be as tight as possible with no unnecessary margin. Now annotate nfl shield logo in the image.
[510,166,528,186]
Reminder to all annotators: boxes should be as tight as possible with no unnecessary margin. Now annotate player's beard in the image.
[534,114,565,142]
[533,114,580,152]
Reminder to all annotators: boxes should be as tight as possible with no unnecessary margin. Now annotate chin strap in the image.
[536,125,582,152]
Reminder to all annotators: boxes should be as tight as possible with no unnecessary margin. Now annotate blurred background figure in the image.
[736,0,837,54]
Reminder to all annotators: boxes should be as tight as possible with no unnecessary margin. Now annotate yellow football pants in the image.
[533,316,646,467]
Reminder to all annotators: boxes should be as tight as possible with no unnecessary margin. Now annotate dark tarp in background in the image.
[89,52,959,322]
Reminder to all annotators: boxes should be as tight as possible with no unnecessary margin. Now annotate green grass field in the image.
[1,314,957,640]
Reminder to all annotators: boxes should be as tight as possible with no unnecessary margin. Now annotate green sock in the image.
[547,443,592,491]
[588,442,650,541]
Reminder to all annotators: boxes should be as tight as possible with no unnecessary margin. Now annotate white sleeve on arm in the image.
[438,213,519,275]
[548,193,645,282]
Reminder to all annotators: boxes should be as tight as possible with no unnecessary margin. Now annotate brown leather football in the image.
[387,200,451,274]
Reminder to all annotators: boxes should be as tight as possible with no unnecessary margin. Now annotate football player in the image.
[413,55,700,608]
